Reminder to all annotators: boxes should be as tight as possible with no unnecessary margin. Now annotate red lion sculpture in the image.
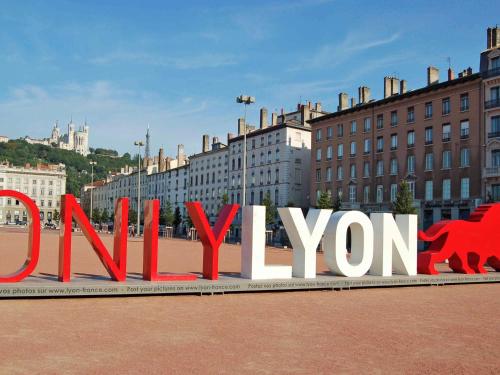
[418,204,500,274]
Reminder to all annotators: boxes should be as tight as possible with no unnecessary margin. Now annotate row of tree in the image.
[316,180,417,215]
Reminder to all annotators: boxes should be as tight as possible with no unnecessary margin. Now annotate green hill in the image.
[0,139,136,197]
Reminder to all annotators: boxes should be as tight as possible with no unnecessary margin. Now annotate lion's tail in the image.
[418,226,449,242]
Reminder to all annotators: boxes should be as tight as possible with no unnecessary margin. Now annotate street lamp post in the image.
[89,161,96,223]
[236,95,255,207]
[134,141,145,236]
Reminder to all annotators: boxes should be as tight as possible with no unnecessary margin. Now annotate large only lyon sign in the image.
[1,189,499,284]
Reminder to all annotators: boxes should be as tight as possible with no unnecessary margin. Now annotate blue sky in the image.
[0,0,497,157]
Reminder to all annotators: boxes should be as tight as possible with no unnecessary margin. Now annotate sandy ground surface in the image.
[1,227,500,374]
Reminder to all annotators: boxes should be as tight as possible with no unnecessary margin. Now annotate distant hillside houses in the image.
[23,120,90,156]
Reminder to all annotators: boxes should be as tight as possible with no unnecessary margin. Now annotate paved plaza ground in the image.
[1,227,500,374]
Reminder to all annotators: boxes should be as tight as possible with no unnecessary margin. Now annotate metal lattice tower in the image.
[145,124,151,159]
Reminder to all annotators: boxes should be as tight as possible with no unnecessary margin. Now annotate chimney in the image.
[466,67,473,75]
[447,68,454,81]
[271,112,278,126]
[300,104,310,124]
[315,102,322,112]
[158,148,165,172]
[338,92,348,111]
[212,136,219,145]
[259,107,268,129]
[493,26,500,48]
[350,97,356,108]
[427,66,439,85]
[400,80,407,94]
[358,86,371,104]
[177,144,185,160]
[390,77,399,95]
[227,133,234,143]
[384,77,391,98]
[238,118,245,136]
[307,101,312,109]
[202,134,210,153]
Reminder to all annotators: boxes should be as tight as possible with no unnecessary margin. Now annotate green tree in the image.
[316,191,333,209]
[160,202,174,226]
[393,180,417,214]
[262,192,277,226]
[52,209,60,223]
[100,208,109,223]
[173,206,182,232]
[221,193,229,204]
[91,208,101,223]
[128,209,138,225]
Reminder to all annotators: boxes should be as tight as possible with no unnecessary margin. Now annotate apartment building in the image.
[228,103,326,238]
[0,163,66,223]
[188,135,229,224]
[310,65,482,229]
[481,26,500,201]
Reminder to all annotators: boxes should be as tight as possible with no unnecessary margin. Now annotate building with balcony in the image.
[0,163,66,224]
[310,65,482,229]
[481,26,500,202]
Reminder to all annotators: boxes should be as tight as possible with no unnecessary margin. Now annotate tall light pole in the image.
[236,95,255,207]
[134,141,145,236]
[89,161,96,223]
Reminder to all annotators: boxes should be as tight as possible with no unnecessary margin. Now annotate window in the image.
[326,145,333,160]
[363,162,370,177]
[425,127,433,144]
[460,120,470,138]
[442,123,451,141]
[443,179,451,200]
[326,167,332,182]
[460,93,469,111]
[492,116,500,134]
[275,168,279,183]
[349,185,356,203]
[267,169,272,184]
[493,56,500,69]
[337,124,344,137]
[442,97,450,115]
[363,186,370,203]
[460,148,470,167]
[267,151,272,163]
[276,149,280,161]
[408,181,415,199]
[316,129,322,141]
[425,102,433,119]
[492,150,500,167]
[390,110,398,126]
[376,136,384,152]
[350,141,356,156]
[337,166,344,180]
[390,184,398,202]
[364,138,371,154]
[327,127,333,139]
[491,86,500,101]
[268,134,272,145]
[390,158,398,175]
[363,118,371,132]
[337,144,344,159]
[316,148,322,162]
[461,178,470,199]
[316,169,321,182]
[376,114,384,129]
[350,164,356,178]
[407,106,415,123]
[425,180,433,201]
[407,155,415,173]
[425,153,434,171]
[350,120,357,134]
[442,150,452,169]
[390,134,398,150]
[407,131,415,147]
[376,185,383,203]
[376,160,384,176]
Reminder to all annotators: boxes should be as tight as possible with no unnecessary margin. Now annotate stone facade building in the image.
[0,163,66,224]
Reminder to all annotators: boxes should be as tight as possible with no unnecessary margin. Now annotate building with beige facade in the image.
[0,163,66,224]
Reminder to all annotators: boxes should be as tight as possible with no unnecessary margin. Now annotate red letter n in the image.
[185,202,239,280]
[58,194,128,282]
